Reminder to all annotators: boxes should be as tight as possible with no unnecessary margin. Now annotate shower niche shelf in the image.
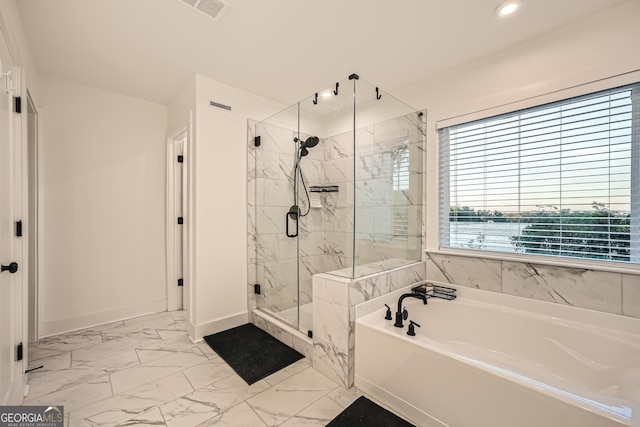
[309,185,339,193]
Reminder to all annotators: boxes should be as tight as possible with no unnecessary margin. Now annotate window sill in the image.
[425,247,640,276]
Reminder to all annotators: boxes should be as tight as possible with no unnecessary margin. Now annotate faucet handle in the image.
[384,304,392,320]
[402,307,408,321]
[407,320,421,336]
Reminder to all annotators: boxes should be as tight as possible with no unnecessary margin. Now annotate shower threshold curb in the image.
[253,309,314,346]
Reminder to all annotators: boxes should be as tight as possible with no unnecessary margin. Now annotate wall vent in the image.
[179,0,229,22]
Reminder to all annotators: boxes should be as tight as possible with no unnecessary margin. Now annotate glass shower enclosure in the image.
[249,75,424,336]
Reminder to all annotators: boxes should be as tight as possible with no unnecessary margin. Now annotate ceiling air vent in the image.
[179,0,229,22]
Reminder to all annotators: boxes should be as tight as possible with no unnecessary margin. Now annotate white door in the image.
[0,30,24,405]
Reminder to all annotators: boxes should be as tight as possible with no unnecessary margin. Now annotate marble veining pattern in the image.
[248,112,425,321]
[425,251,639,318]
[27,311,405,427]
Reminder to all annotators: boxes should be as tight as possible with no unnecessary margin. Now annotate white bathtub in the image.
[355,285,640,427]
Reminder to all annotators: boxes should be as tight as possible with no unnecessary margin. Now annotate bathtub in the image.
[355,285,640,427]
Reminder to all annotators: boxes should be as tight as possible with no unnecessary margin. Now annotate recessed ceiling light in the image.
[322,92,332,98]
[496,0,521,17]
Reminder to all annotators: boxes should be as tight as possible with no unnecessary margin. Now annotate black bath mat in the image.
[326,396,415,427]
[203,323,304,385]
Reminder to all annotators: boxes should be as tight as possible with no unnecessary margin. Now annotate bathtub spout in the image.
[394,293,428,328]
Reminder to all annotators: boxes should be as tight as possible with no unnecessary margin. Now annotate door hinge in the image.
[177,278,184,287]
[254,136,261,147]
[14,96,21,114]
[16,343,23,361]
[177,217,183,225]
[177,155,183,163]
[254,283,261,295]
[15,220,22,237]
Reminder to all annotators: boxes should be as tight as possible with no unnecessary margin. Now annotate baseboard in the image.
[188,311,248,342]
[40,299,167,337]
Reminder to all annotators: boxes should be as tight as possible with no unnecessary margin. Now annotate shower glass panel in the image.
[252,75,424,334]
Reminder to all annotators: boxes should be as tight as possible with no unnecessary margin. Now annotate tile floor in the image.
[25,310,376,427]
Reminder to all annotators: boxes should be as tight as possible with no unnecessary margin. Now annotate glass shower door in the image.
[253,106,302,331]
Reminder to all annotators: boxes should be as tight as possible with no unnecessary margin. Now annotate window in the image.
[392,146,410,241]
[439,83,640,264]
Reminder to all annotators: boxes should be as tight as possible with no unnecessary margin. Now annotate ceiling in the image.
[16,0,629,106]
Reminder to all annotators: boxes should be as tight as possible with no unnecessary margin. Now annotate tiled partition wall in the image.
[426,252,640,319]
[312,261,427,388]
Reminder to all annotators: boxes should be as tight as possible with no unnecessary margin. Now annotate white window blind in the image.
[393,146,410,241]
[439,83,640,263]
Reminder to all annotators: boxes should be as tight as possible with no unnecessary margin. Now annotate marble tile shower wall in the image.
[248,120,324,315]
[426,252,640,319]
[353,113,425,266]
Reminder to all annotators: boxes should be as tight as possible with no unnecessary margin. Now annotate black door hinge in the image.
[14,96,21,114]
[254,136,261,147]
[15,220,22,237]
[254,284,261,295]
[177,217,183,225]
[177,278,184,287]
[16,343,23,361]
[307,330,313,339]
[177,155,183,163]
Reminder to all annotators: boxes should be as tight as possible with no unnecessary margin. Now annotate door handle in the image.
[1,262,18,274]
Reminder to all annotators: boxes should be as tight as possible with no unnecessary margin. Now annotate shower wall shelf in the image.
[309,185,339,193]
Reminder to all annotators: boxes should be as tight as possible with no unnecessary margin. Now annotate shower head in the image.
[302,136,319,148]
[295,136,320,157]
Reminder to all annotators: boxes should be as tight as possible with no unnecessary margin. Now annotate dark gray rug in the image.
[203,323,304,385]
[326,396,415,427]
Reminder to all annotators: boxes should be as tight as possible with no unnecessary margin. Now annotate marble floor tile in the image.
[70,372,193,427]
[181,357,236,390]
[71,348,140,373]
[136,335,198,364]
[262,358,311,386]
[195,402,267,427]
[246,367,339,426]
[158,329,187,341]
[110,347,207,395]
[26,374,112,413]
[27,311,390,427]
[116,407,166,427]
[28,345,67,362]
[279,396,344,426]
[36,331,103,353]
[72,335,161,365]
[27,351,71,375]
[196,342,218,360]
[26,366,107,399]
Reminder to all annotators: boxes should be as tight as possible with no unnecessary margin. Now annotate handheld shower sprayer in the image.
[287,135,320,237]
[294,136,320,157]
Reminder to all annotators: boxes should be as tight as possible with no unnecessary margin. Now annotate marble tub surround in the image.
[312,261,426,387]
[27,310,382,427]
[426,251,640,318]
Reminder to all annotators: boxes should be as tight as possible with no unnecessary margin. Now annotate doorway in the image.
[166,129,188,311]
[26,91,38,344]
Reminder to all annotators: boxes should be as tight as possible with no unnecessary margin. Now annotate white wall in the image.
[188,75,283,340]
[393,0,640,252]
[38,74,168,336]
